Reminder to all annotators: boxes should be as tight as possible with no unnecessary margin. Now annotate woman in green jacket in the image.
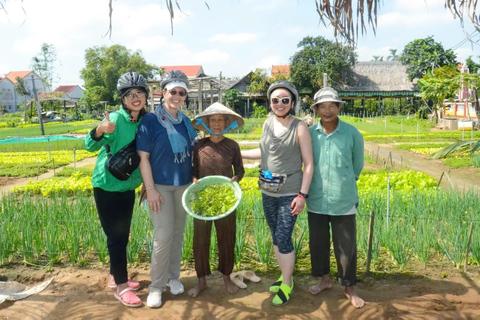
[83,72,147,307]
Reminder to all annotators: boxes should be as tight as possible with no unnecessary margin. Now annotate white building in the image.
[53,85,84,101]
[0,71,47,113]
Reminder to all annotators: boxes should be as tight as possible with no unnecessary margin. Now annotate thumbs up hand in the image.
[95,111,116,137]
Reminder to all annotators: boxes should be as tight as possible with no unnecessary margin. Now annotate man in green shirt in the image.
[306,87,365,309]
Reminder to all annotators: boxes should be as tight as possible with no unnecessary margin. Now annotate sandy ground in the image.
[1,262,480,320]
[1,142,480,319]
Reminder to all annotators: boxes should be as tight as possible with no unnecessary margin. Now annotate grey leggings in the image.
[261,193,297,254]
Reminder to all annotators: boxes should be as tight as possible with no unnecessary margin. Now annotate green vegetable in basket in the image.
[191,184,237,217]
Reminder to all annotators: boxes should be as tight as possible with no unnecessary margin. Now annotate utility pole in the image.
[219,71,223,104]
[323,73,328,87]
[31,74,45,135]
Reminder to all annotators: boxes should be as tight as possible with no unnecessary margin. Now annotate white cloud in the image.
[192,49,229,64]
[284,27,305,37]
[209,33,258,43]
[129,35,169,52]
[254,56,283,71]
[455,47,479,63]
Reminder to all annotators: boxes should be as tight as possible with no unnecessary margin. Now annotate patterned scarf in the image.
[155,105,197,163]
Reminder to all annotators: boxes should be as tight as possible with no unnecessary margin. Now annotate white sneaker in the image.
[167,278,184,295]
[146,291,162,308]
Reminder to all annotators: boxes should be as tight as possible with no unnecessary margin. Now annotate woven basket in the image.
[182,175,242,221]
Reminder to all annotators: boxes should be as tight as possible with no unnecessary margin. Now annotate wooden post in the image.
[31,74,45,135]
[210,80,213,104]
[198,79,203,113]
[219,71,223,104]
[464,222,474,272]
[366,210,375,275]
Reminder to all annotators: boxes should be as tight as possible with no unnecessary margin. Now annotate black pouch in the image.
[105,139,140,181]
[258,170,287,193]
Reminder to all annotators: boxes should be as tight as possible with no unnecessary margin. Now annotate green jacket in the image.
[84,108,143,192]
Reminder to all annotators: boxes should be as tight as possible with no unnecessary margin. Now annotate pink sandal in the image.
[114,288,142,307]
[108,280,141,291]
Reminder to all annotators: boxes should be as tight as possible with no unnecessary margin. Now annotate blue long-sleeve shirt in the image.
[307,118,364,215]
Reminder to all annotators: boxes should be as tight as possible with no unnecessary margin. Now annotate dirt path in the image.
[1,262,480,320]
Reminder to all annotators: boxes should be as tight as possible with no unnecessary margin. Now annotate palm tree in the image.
[3,1,480,45]
[387,49,399,61]
[430,141,480,159]
[313,1,480,45]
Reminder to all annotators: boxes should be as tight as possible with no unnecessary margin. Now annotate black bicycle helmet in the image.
[117,72,149,97]
[160,70,189,89]
[267,80,299,104]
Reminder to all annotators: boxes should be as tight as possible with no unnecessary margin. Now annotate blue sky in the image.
[0,0,478,89]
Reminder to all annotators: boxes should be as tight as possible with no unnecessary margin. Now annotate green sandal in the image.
[272,282,293,306]
[269,275,283,294]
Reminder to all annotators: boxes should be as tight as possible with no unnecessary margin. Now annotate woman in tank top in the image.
[241,81,313,306]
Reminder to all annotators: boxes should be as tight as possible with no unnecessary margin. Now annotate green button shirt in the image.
[307,118,364,215]
[84,108,143,192]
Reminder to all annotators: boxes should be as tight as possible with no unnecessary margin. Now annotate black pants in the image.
[94,188,135,285]
[308,212,357,287]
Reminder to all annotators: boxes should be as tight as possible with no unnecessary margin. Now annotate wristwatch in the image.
[298,192,309,199]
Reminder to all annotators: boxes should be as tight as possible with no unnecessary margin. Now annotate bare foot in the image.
[309,276,332,295]
[345,286,365,309]
[188,277,207,298]
[223,274,239,294]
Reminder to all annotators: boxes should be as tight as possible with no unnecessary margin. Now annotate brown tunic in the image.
[191,137,244,277]
[192,137,244,180]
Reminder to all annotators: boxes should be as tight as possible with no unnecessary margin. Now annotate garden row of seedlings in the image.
[1,179,480,272]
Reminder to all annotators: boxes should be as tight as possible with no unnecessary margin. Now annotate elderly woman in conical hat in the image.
[188,102,245,298]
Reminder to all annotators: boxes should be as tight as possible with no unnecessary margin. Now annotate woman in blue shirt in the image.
[137,70,197,308]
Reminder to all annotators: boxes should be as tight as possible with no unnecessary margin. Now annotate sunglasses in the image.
[271,97,292,105]
[125,91,146,100]
[168,89,187,97]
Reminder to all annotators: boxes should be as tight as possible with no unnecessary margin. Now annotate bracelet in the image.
[298,192,308,200]
[145,184,155,190]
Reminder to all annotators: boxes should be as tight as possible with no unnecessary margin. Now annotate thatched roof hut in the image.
[336,61,418,99]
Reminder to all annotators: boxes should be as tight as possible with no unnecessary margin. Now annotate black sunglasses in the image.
[168,89,187,97]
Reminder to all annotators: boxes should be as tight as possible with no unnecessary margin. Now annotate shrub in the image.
[471,154,480,168]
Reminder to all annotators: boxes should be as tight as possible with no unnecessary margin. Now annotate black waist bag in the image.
[105,139,140,181]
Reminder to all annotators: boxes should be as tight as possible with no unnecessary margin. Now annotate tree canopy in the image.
[222,89,244,113]
[246,69,270,96]
[31,43,57,91]
[400,36,457,81]
[80,45,160,104]
[466,56,480,74]
[290,36,356,92]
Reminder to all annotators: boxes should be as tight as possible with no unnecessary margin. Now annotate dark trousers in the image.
[94,188,135,285]
[192,211,236,278]
[308,212,357,287]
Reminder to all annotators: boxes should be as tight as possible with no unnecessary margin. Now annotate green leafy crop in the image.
[191,184,237,217]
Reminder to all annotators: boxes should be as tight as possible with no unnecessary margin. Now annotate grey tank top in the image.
[260,116,303,196]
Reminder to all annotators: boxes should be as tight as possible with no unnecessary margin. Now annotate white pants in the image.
[148,184,189,292]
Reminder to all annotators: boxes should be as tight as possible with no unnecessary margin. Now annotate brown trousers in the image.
[192,211,236,278]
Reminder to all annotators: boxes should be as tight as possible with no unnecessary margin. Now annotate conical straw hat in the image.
[192,102,244,134]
